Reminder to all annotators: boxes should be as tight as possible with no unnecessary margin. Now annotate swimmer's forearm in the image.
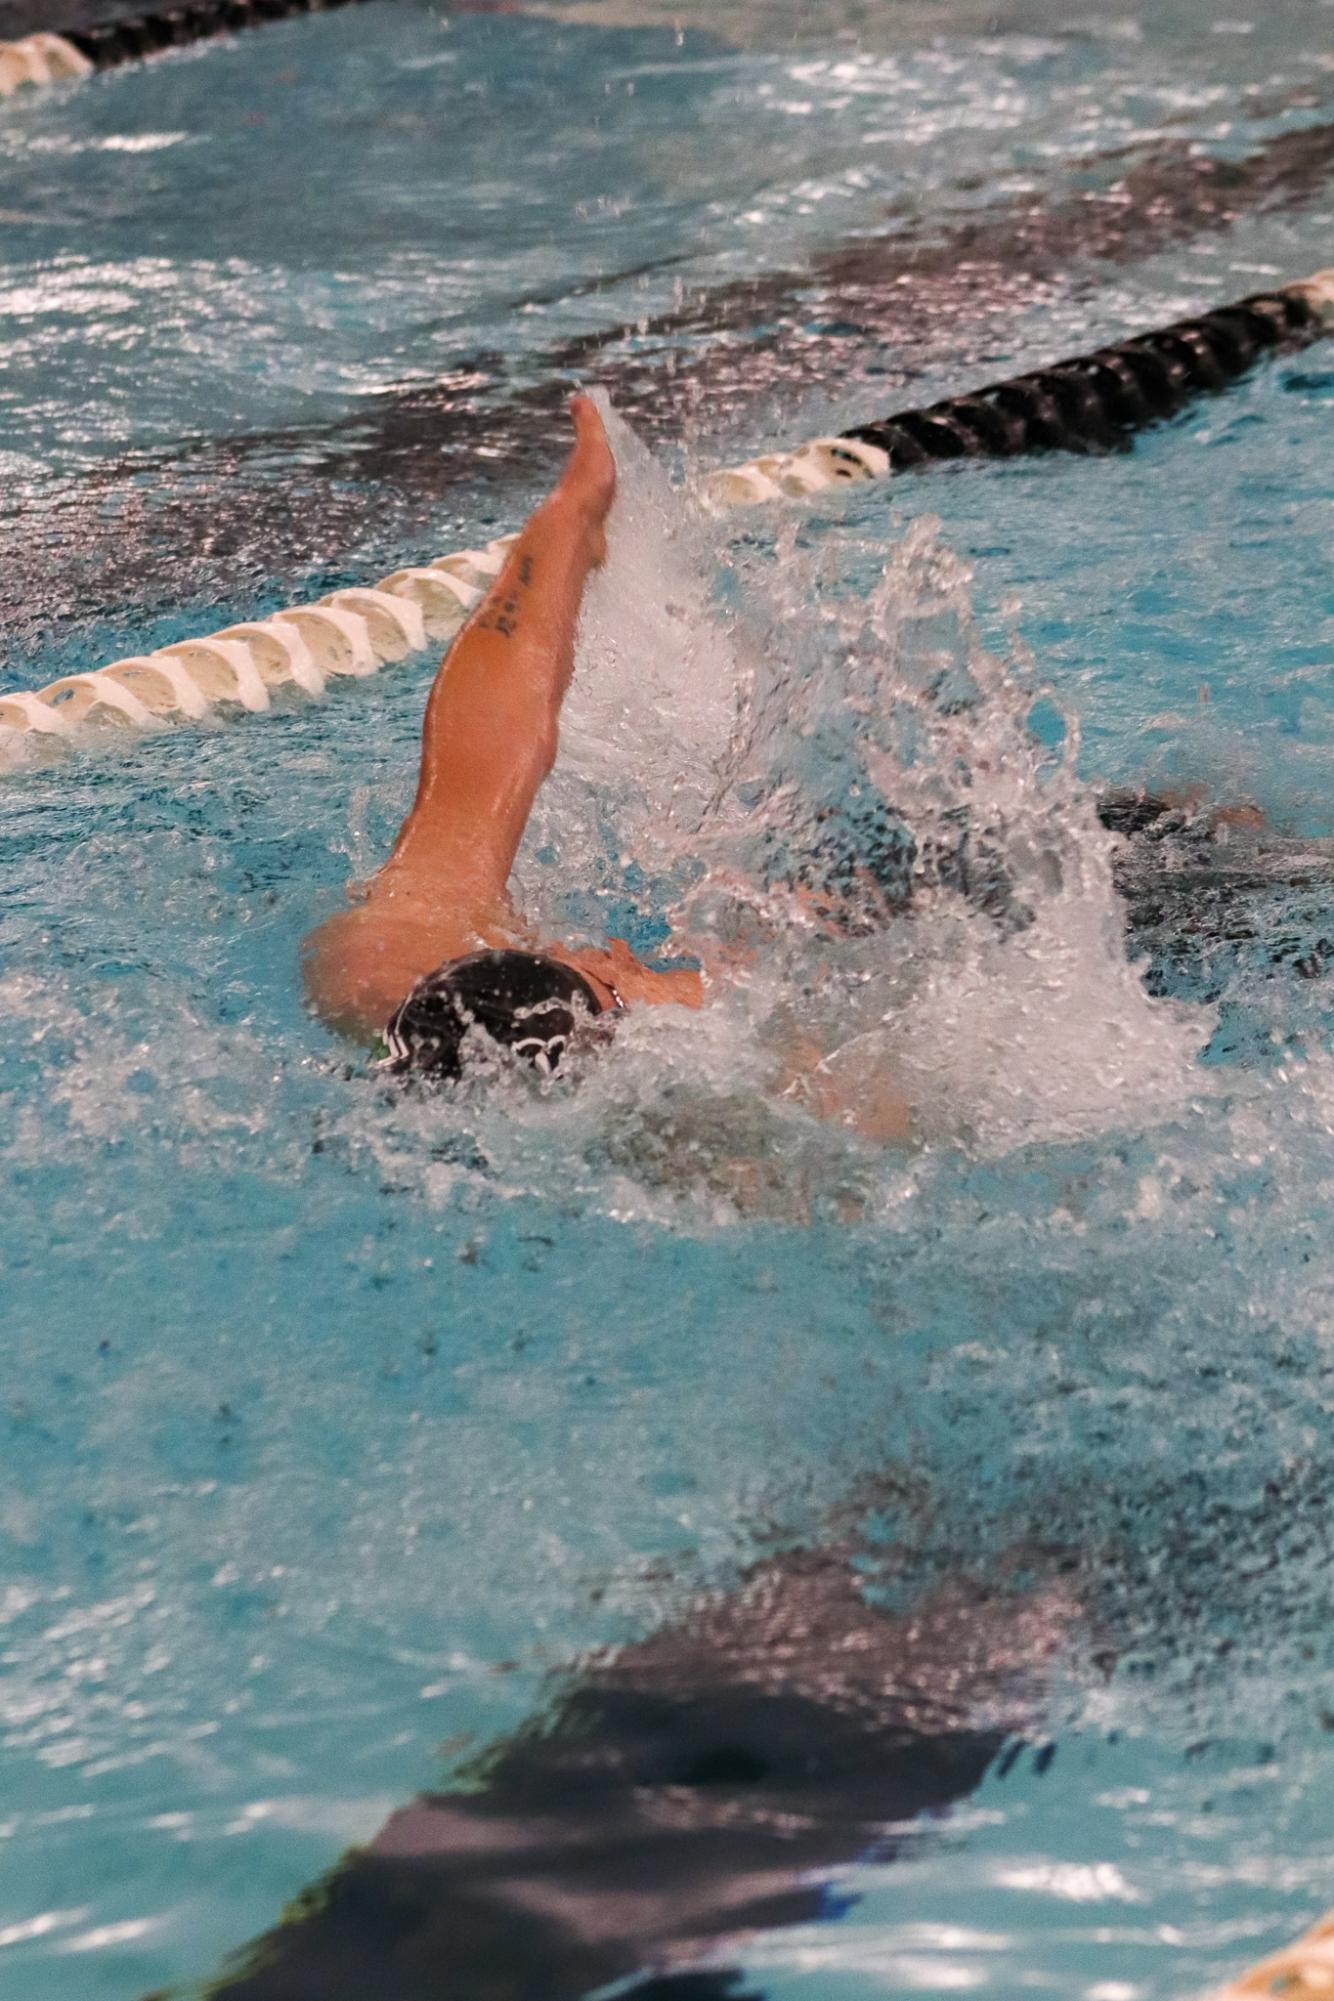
[450,394,612,698]
[460,497,600,668]
[380,399,614,901]
[384,511,598,884]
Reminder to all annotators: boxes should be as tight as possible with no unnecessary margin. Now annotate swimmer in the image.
[304,394,913,1141]
[303,394,1276,1141]
[304,395,707,1083]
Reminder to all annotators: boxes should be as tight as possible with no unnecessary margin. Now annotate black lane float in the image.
[708,268,1334,502]
[3,0,370,76]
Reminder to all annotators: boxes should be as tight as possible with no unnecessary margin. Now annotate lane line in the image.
[2,269,1329,748]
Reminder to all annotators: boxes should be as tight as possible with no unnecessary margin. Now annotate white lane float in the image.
[0,33,91,98]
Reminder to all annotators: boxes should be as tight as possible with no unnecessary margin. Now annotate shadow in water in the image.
[193,1541,1075,2000]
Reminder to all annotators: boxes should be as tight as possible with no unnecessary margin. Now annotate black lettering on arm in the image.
[475,551,536,639]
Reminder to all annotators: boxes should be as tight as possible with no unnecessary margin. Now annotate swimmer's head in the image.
[380,949,614,1082]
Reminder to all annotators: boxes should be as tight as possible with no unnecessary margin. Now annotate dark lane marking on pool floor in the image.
[175,1432,1334,2001]
[193,1543,1072,2001]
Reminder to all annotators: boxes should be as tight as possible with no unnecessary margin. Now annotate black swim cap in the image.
[381,950,610,1081]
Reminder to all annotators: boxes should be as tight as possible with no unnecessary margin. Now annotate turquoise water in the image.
[2,4,1334,1998]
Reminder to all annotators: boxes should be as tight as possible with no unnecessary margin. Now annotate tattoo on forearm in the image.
[476,552,535,639]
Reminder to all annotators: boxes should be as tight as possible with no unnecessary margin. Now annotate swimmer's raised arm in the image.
[304,398,701,1045]
[377,394,616,914]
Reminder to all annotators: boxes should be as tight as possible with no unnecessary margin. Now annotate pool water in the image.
[2,3,1334,1997]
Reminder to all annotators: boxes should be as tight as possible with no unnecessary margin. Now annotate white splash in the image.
[522,390,743,890]
[401,401,1216,1207]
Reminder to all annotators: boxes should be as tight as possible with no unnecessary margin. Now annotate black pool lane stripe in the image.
[50,0,373,69]
[192,1541,1042,2001]
[843,283,1323,469]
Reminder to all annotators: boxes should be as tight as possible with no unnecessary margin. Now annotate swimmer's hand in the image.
[572,935,705,1010]
[562,392,616,567]
[781,1034,914,1148]
[1145,784,1268,835]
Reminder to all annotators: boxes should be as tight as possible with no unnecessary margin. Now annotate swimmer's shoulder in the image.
[301,906,429,1044]
[301,894,506,1044]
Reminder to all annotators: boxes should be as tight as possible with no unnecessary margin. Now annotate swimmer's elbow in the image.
[301,914,407,1045]
[302,949,377,1044]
